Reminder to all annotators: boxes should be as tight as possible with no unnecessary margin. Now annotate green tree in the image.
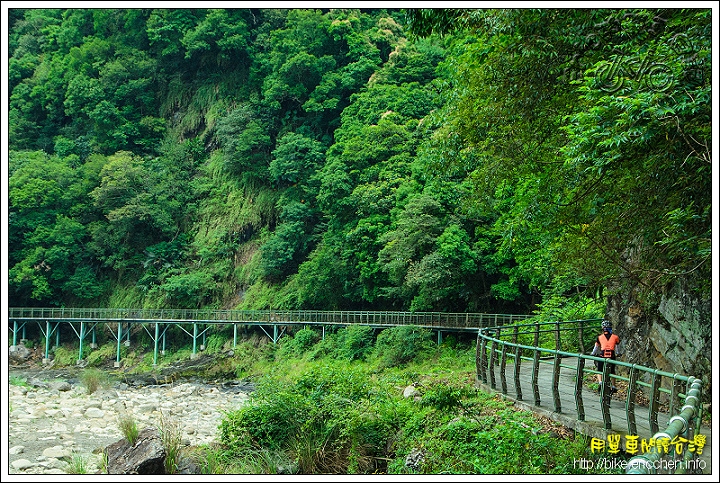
[88,151,184,278]
[406,8,711,312]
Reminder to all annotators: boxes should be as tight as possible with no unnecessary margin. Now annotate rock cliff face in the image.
[607,277,711,403]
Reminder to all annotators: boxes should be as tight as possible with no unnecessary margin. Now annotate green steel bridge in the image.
[7,308,709,475]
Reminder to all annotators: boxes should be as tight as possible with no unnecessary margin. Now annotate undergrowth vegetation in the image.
[21,324,623,474]
[187,325,613,475]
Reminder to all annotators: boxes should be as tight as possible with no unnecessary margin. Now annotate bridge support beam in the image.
[44,321,52,363]
[153,323,160,366]
[77,321,85,364]
[115,322,123,367]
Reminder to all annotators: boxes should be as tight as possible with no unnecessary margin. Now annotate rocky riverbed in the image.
[6,365,251,475]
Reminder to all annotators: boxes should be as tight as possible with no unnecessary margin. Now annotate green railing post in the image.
[552,322,561,413]
[480,335,488,384]
[649,370,662,434]
[476,332,487,384]
[45,320,51,360]
[513,326,522,400]
[532,322,540,406]
[489,329,498,389]
[669,376,683,417]
[77,321,85,363]
[575,356,586,421]
[578,318,585,354]
[13,321,18,346]
[626,365,639,435]
[600,362,612,429]
[500,332,508,395]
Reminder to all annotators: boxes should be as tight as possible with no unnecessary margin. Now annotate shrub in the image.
[9,376,29,387]
[85,342,116,367]
[419,381,474,411]
[372,325,434,368]
[336,325,375,361]
[50,346,77,366]
[219,385,311,452]
[277,327,319,358]
[204,333,230,354]
[306,325,375,361]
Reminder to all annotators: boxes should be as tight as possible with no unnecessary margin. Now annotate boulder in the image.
[403,384,420,398]
[104,427,166,474]
[9,345,32,364]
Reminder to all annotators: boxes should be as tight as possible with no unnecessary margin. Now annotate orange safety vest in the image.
[597,333,620,358]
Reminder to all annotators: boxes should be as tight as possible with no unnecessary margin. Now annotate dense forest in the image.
[6,8,711,326]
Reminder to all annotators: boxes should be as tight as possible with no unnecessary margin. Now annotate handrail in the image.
[7,307,533,329]
[477,320,705,475]
[7,308,533,365]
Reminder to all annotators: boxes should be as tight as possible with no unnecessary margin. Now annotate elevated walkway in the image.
[477,356,711,474]
[477,321,712,475]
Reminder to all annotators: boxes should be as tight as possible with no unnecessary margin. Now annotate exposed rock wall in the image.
[607,277,711,403]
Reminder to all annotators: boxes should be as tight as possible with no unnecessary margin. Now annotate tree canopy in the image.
[7,7,711,319]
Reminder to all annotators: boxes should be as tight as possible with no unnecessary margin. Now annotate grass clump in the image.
[10,375,30,387]
[118,413,140,445]
[65,451,89,474]
[159,411,183,474]
[79,367,109,394]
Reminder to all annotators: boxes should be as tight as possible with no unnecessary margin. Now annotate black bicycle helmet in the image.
[601,320,612,331]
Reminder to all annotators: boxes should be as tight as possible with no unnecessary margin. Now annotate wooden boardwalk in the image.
[477,356,712,474]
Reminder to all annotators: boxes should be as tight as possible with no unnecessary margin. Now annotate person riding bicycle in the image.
[591,319,620,394]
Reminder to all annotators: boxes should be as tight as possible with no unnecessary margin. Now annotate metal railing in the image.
[476,319,706,475]
[8,307,531,329]
[8,307,533,366]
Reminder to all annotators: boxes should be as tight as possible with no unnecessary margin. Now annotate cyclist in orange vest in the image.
[591,319,620,394]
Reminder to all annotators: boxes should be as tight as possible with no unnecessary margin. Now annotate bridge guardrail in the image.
[8,307,532,329]
[477,320,705,475]
[8,307,533,366]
